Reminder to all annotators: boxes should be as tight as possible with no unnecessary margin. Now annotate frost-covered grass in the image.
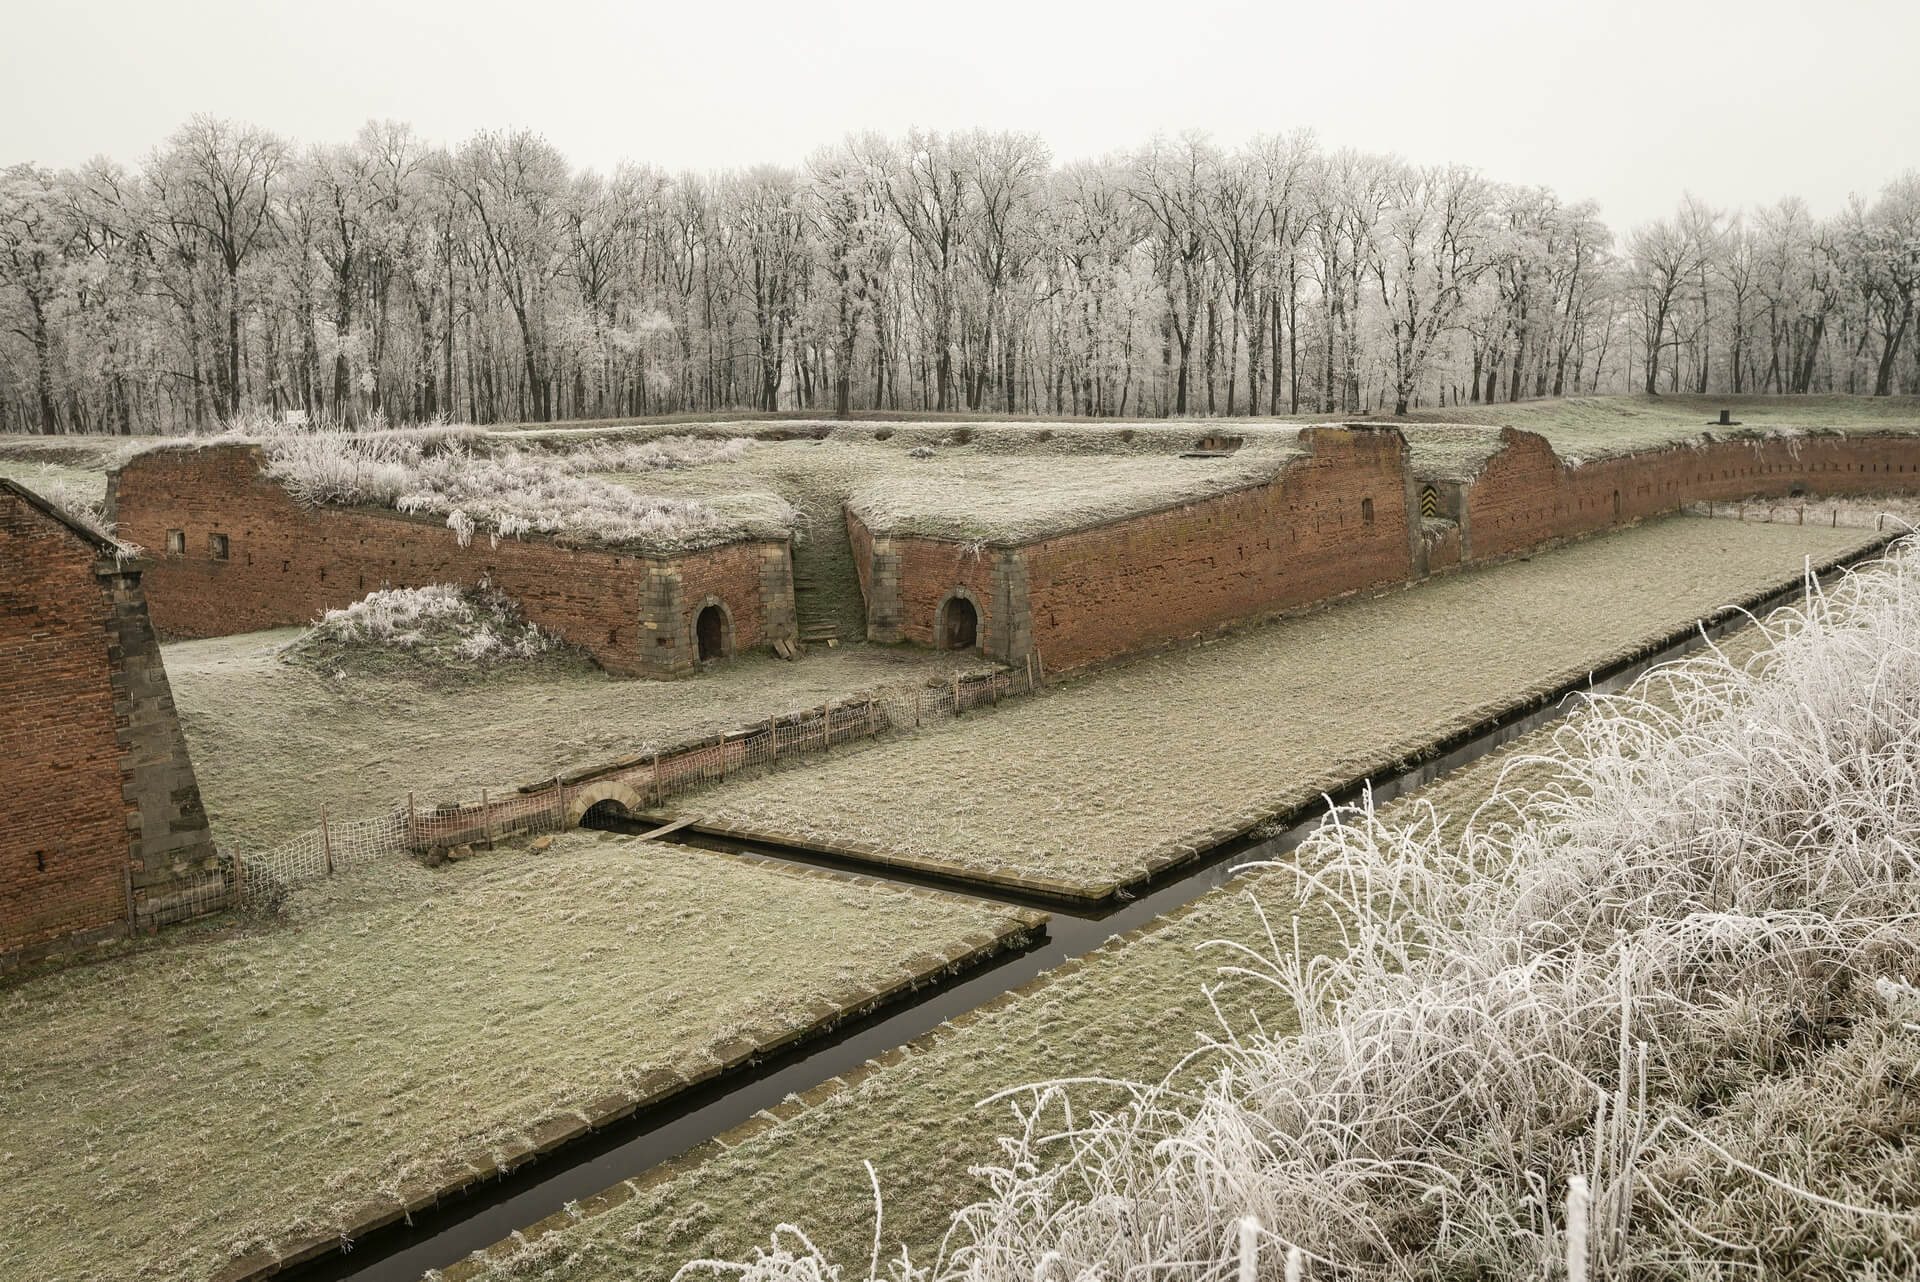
[280,582,572,678]
[1398,393,1920,478]
[556,425,1305,546]
[0,832,1030,1282]
[257,429,782,552]
[679,516,1873,895]
[163,629,987,851]
[850,535,1920,1282]
[435,660,1644,1282]
[600,540,1920,1282]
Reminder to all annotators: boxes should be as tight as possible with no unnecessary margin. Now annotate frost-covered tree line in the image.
[1,117,1916,433]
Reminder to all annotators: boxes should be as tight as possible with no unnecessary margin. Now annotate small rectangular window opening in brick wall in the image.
[208,532,229,560]
[166,529,185,555]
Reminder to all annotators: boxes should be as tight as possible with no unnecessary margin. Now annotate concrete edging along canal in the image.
[293,530,1897,1282]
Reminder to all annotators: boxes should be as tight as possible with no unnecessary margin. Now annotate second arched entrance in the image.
[937,593,978,651]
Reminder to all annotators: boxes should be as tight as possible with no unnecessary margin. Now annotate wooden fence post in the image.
[769,717,779,762]
[481,788,494,850]
[407,791,417,850]
[952,672,960,713]
[868,695,877,739]
[915,689,922,727]
[321,803,334,876]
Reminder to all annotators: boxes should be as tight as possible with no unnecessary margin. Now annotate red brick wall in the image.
[1,493,129,957]
[111,445,778,677]
[890,535,999,648]
[678,540,771,653]
[1023,427,1414,671]
[1466,429,1920,561]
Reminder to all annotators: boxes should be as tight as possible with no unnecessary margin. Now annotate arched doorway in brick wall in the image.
[695,599,733,661]
[937,591,979,651]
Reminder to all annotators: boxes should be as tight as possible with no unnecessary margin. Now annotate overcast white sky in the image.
[2,0,1914,229]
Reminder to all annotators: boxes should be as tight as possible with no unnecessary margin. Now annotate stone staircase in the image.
[792,569,842,648]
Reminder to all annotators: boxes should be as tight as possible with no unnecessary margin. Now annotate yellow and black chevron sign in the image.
[1420,486,1439,518]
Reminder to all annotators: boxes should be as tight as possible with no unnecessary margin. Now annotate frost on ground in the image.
[258,429,788,551]
[163,629,986,851]
[1397,392,1920,477]
[687,537,1920,1282]
[279,582,579,679]
[442,647,1671,1282]
[0,832,1028,1282]
[680,516,1873,894]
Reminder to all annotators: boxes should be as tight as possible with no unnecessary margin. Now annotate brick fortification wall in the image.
[110,445,794,678]
[2,483,219,969]
[851,425,1920,678]
[1464,429,1920,562]
[1023,427,1414,671]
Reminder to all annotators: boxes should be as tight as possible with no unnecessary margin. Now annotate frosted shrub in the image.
[283,583,562,673]
[700,542,1920,1282]
[257,430,782,550]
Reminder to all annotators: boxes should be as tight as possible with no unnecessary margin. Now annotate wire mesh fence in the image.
[1686,499,1918,532]
[222,655,1044,909]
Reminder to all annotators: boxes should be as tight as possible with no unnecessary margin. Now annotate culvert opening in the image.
[582,799,634,827]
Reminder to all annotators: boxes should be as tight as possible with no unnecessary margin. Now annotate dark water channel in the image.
[302,552,1873,1282]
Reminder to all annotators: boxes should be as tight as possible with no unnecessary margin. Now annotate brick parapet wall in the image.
[1018,427,1415,672]
[110,444,789,679]
[2,485,221,969]
[1463,429,1920,563]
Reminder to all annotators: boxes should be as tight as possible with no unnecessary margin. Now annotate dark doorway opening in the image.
[942,596,978,651]
[696,605,729,661]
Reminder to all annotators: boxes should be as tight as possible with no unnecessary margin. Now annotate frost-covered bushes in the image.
[258,431,781,550]
[700,544,1920,1281]
[282,583,566,674]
